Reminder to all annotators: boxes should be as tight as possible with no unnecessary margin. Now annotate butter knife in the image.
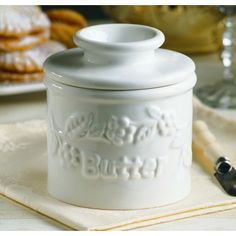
[193,120,236,196]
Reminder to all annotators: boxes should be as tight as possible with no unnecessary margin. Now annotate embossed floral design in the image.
[146,106,162,120]
[106,116,137,145]
[134,124,156,143]
[157,112,176,136]
[146,106,176,136]
[170,122,191,170]
[65,113,94,140]
[50,130,62,156]
[61,106,179,146]
[59,142,81,168]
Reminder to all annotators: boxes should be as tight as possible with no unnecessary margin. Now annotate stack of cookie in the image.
[0,6,65,83]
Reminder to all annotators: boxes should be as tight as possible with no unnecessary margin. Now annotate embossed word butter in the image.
[81,155,164,180]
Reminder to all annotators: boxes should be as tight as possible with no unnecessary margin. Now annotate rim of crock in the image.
[45,74,197,102]
[74,23,165,52]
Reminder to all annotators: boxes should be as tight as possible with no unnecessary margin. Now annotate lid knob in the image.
[73,23,165,64]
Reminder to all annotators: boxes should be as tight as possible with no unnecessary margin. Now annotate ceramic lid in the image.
[44,24,196,90]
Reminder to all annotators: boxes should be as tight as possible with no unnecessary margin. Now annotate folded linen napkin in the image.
[0,97,236,230]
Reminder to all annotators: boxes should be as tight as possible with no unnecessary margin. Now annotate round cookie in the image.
[0,40,65,73]
[0,6,50,38]
[0,30,50,52]
[47,9,87,27]
[0,70,43,82]
[50,22,80,48]
[47,9,87,48]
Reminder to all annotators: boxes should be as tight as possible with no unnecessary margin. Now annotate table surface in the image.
[0,54,236,231]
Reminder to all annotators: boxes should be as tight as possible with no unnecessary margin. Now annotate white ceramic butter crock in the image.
[44,24,197,210]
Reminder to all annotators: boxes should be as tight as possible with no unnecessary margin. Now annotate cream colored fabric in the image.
[0,98,236,230]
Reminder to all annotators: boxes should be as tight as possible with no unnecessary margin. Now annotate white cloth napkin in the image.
[0,98,236,230]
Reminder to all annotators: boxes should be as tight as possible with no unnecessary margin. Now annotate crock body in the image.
[44,23,197,209]
[45,77,195,209]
